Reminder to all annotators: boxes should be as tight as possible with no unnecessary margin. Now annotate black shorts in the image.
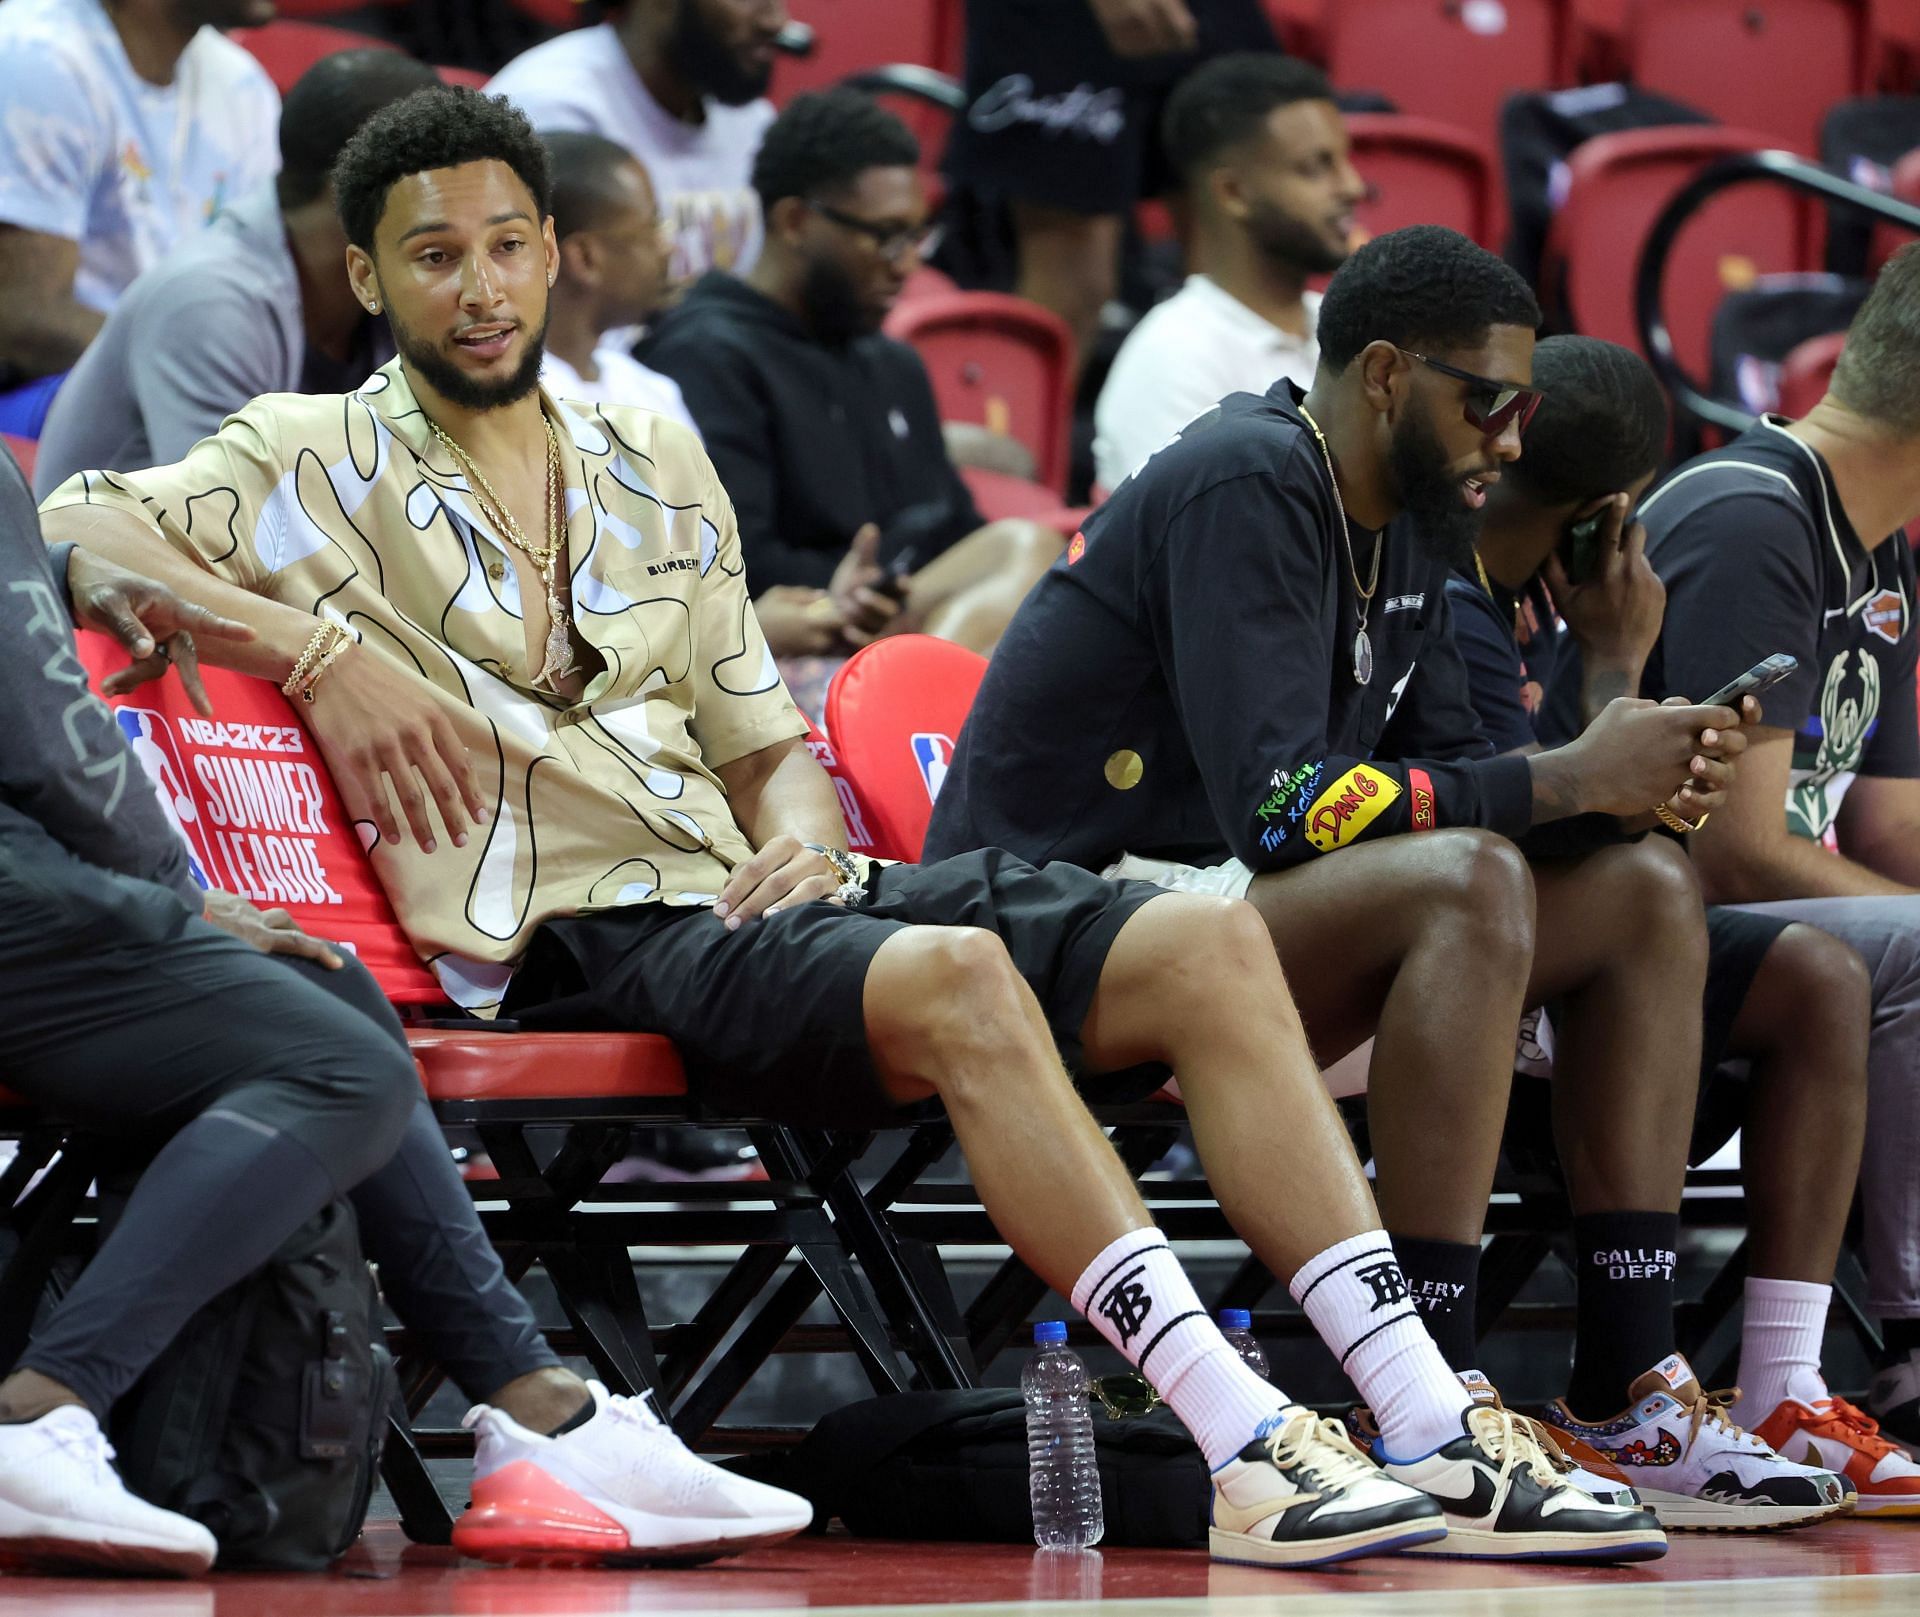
[502,848,1169,1128]
[942,0,1276,215]
[1688,904,1794,1165]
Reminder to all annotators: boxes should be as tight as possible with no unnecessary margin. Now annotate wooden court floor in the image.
[3,1515,1918,1617]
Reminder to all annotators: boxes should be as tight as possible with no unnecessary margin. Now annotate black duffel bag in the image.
[734,1386,1209,1547]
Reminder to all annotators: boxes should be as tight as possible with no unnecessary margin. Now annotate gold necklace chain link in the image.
[1297,404,1381,604]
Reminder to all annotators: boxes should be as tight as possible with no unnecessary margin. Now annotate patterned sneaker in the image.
[1867,1350,1920,1458]
[452,1381,812,1565]
[1210,1405,1446,1568]
[0,1405,215,1576]
[1348,1371,1641,1509]
[1380,1402,1667,1561]
[1544,1354,1849,1532]
[1754,1396,1920,1518]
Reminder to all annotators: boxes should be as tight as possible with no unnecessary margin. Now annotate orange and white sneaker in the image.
[1753,1397,1920,1518]
[452,1381,812,1565]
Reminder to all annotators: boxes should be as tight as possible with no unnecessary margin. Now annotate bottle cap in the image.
[1033,1320,1068,1344]
[1218,1308,1253,1331]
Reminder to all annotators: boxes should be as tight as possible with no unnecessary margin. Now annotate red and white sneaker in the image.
[1753,1397,1920,1518]
[452,1381,812,1565]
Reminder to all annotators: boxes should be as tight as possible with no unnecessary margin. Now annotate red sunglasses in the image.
[1400,349,1546,437]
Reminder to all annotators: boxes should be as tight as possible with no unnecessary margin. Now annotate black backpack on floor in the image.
[107,1197,393,1570]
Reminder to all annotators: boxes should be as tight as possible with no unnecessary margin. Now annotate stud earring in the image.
[368,300,380,313]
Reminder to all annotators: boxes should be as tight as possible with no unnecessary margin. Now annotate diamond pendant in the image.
[1353,626,1374,686]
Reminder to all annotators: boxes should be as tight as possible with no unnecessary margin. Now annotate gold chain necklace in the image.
[430,413,576,690]
[1473,550,1522,638]
[1298,403,1382,685]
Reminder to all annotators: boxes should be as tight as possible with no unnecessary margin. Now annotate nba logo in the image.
[116,707,216,890]
[910,732,955,803]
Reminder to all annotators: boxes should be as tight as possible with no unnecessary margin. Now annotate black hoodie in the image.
[641,272,984,590]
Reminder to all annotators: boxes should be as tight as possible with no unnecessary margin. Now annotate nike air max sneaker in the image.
[453,1380,812,1565]
[1543,1354,1849,1532]
[1754,1396,1920,1517]
[0,1405,215,1576]
[1380,1402,1667,1561]
[1210,1406,1445,1568]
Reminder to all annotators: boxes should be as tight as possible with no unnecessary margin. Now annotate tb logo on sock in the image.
[1098,1265,1154,1347]
[1356,1260,1411,1313]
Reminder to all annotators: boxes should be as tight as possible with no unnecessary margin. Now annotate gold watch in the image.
[804,842,870,906]
[1652,803,1710,835]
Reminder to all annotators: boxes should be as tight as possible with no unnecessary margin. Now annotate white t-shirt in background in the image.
[0,0,279,314]
[1093,275,1321,492]
[489,24,774,282]
[542,346,700,438]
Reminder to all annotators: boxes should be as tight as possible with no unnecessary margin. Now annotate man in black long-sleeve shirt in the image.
[925,228,1848,1529]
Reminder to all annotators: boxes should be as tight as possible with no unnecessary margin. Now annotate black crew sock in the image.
[1879,1318,1920,1366]
[1389,1234,1482,1372]
[1566,1209,1681,1422]
[545,1395,596,1437]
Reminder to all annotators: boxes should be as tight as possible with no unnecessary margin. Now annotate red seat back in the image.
[1621,0,1865,154]
[1778,330,1847,419]
[1346,113,1501,249]
[1324,0,1561,151]
[231,20,402,93]
[883,292,1076,496]
[1870,0,1920,89]
[75,633,444,1003]
[801,714,882,857]
[1545,127,1820,378]
[771,0,962,167]
[821,635,988,860]
[2,433,35,483]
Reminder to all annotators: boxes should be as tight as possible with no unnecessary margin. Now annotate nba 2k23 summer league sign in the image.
[117,706,345,906]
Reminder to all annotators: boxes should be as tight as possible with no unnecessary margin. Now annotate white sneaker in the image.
[1543,1353,1850,1531]
[0,1405,215,1576]
[452,1380,813,1565]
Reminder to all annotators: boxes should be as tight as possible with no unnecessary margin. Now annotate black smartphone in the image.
[1702,653,1799,710]
[1559,511,1606,585]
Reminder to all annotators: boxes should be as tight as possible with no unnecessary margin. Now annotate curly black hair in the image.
[1316,224,1540,372]
[1507,335,1668,506]
[1161,52,1334,184]
[332,85,552,251]
[751,89,919,211]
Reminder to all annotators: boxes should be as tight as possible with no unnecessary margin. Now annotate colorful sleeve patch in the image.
[1408,767,1435,832]
[1254,759,1326,851]
[1304,763,1402,853]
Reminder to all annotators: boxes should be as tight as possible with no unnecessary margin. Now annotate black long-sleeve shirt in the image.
[0,444,198,904]
[923,382,1533,872]
[640,273,984,589]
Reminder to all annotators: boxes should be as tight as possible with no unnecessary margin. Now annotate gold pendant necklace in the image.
[431,414,576,690]
[1298,403,1381,685]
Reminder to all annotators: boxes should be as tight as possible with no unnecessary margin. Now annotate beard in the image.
[1244,196,1348,276]
[388,303,550,413]
[1387,402,1484,571]
[799,255,880,346]
[665,0,772,106]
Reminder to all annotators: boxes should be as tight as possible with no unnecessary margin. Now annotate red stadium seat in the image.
[960,463,1068,522]
[1778,330,1847,418]
[771,0,962,133]
[1543,126,1821,379]
[822,635,987,860]
[884,291,1076,496]
[1869,0,1920,89]
[1346,113,1502,249]
[802,715,884,856]
[2,433,35,483]
[1874,146,1920,269]
[1261,0,1330,57]
[231,19,402,92]
[1323,0,1561,151]
[1561,0,1630,80]
[1617,0,1866,154]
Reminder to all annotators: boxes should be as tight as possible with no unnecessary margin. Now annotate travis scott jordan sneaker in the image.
[1543,1354,1850,1532]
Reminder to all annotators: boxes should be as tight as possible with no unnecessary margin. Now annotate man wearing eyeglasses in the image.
[924,227,1820,1529]
[642,90,1064,665]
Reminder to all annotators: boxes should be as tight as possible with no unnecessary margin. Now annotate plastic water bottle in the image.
[1219,1308,1269,1380]
[1022,1321,1104,1549]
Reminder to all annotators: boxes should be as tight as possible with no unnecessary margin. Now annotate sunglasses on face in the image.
[808,200,943,265]
[1399,348,1545,437]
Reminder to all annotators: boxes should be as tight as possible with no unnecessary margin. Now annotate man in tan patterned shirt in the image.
[47,86,1656,1571]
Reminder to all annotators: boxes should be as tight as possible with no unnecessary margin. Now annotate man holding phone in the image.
[1455,334,1920,1513]
[1638,247,1920,1458]
[927,229,1849,1529]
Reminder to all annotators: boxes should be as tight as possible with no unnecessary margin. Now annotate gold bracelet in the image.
[298,630,353,702]
[281,622,350,702]
[1652,803,1710,835]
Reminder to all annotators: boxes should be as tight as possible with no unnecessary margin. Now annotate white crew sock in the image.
[1070,1228,1285,1469]
[1290,1231,1472,1461]
[1732,1276,1832,1423]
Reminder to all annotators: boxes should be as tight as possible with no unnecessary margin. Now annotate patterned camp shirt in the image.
[40,357,809,1013]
